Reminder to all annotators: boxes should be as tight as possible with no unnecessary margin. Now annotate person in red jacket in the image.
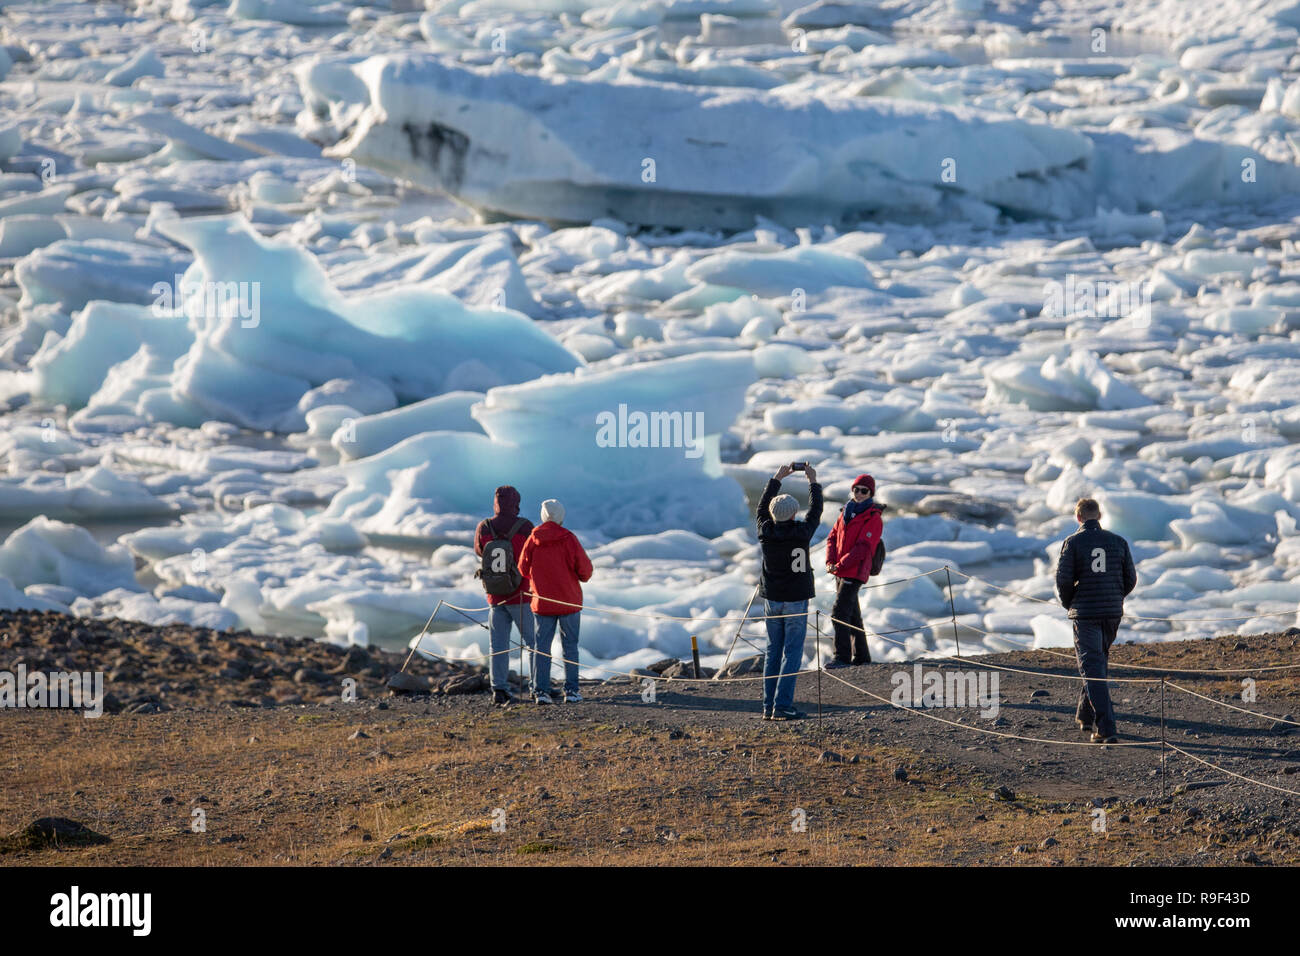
[824,473,884,668]
[517,498,593,705]
[474,486,534,706]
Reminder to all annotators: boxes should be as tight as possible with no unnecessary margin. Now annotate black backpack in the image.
[871,538,886,577]
[476,519,526,596]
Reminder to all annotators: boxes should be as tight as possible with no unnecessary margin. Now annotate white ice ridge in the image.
[16,214,581,431]
[306,53,1300,229]
[311,53,1097,228]
[322,350,762,539]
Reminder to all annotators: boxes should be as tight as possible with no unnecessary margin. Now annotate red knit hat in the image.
[852,474,875,495]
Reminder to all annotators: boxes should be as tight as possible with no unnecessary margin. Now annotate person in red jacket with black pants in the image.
[517,498,593,705]
[824,473,884,668]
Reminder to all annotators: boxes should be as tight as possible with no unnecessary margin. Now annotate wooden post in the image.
[944,566,962,659]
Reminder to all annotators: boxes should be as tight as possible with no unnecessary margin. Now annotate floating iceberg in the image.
[19,215,581,431]
[312,53,1097,228]
[323,351,759,538]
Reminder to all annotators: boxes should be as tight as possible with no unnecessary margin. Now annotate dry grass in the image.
[0,703,1260,866]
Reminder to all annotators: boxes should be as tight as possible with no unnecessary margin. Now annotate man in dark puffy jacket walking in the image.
[1055,497,1137,744]
[756,463,823,720]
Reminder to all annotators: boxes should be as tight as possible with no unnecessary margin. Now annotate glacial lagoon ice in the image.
[0,0,1298,675]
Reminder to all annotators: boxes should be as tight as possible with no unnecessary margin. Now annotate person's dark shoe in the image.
[493,689,513,706]
[1090,732,1118,744]
[761,708,772,721]
[770,708,804,721]
[1076,718,1093,733]
[851,657,871,666]
[823,660,851,670]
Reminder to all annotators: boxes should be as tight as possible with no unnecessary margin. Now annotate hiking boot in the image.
[534,692,553,705]
[823,659,851,670]
[1076,718,1093,733]
[761,708,772,720]
[564,691,583,703]
[493,689,513,706]
[771,707,804,721]
[1090,732,1118,744]
[851,657,871,666]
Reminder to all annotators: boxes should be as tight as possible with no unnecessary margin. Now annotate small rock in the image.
[1029,689,1049,698]
[386,672,429,694]
[992,785,1015,801]
[348,729,369,740]
[893,766,908,782]
[1040,836,1058,848]
[818,750,844,764]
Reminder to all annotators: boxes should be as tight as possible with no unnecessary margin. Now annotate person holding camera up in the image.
[825,474,884,668]
[755,462,823,720]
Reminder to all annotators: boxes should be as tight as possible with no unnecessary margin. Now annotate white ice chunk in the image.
[0,517,139,596]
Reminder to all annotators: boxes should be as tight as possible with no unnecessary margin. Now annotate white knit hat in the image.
[541,498,565,524]
[769,494,798,522]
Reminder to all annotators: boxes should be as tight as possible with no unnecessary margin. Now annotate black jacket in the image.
[1055,519,1137,620]
[756,478,823,602]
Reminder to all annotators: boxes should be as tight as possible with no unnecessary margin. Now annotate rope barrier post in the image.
[399,600,444,674]
[944,566,961,659]
[1160,677,1167,800]
[815,609,823,731]
[722,582,761,674]
[526,609,534,701]
[691,634,701,680]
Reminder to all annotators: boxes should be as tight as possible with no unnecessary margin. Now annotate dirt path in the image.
[2,614,1298,865]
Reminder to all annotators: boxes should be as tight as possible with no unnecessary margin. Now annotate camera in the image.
[790,462,807,471]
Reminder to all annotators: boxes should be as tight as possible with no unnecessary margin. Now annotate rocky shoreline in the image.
[0,609,489,714]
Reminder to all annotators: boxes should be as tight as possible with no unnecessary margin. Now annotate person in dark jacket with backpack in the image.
[824,473,884,668]
[1055,497,1137,744]
[474,486,534,706]
[757,463,823,720]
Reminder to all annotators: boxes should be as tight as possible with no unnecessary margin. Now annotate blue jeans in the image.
[489,604,535,693]
[763,600,808,712]
[534,612,581,697]
[1073,617,1119,736]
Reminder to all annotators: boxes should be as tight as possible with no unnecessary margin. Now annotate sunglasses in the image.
[852,487,871,496]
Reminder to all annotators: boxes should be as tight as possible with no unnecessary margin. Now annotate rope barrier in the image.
[401,599,1300,802]
[428,590,1297,682]
[1166,744,1300,798]
[949,568,1300,624]
[1165,681,1300,727]
[818,667,1160,748]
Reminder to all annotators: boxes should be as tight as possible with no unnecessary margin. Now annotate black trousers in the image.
[831,577,869,663]
[1073,617,1120,735]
